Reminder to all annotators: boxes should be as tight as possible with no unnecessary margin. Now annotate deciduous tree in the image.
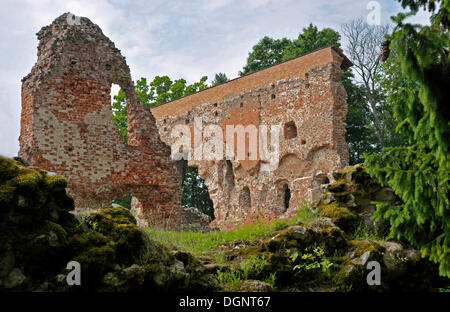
[341,18,391,151]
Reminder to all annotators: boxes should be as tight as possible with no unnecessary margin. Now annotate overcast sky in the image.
[0,0,430,157]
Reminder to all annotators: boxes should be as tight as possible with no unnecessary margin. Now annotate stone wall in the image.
[151,46,352,229]
[19,13,184,228]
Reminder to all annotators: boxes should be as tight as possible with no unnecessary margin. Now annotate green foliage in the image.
[111,89,128,143]
[263,272,277,287]
[343,70,380,164]
[294,201,318,223]
[352,221,389,241]
[78,212,99,232]
[365,0,450,277]
[398,0,450,29]
[287,246,335,279]
[111,195,131,209]
[181,160,214,218]
[150,75,209,107]
[216,255,275,290]
[239,36,291,76]
[378,46,415,148]
[212,251,227,264]
[211,72,229,86]
[216,268,242,291]
[282,23,341,61]
[240,255,267,279]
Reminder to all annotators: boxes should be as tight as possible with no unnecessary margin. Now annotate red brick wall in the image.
[152,46,351,229]
[19,14,184,228]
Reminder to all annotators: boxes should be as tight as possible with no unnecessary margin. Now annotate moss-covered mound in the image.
[0,156,216,291]
[1,158,446,292]
[201,165,447,292]
[313,164,398,233]
[207,217,445,292]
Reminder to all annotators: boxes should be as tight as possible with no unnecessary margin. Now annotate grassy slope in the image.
[145,204,317,257]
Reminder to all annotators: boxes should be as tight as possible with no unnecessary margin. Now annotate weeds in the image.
[216,268,242,291]
[212,251,227,264]
[294,201,317,223]
[216,256,277,291]
[352,221,389,241]
[287,246,336,279]
[264,272,277,287]
[77,212,98,231]
[240,255,267,279]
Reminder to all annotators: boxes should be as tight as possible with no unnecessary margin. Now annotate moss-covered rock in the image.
[311,164,401,235]
[0,156,216,292]
[236,280,273,292]
[2,157,445,292]
[316,202,358,232]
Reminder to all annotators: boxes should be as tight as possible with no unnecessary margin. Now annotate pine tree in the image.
[365,0,450,277]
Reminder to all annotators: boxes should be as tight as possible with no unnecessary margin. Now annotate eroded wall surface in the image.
[19,14,184,228]
[151,46,351,229]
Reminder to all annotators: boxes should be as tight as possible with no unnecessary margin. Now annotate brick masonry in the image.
[19,13,184,228]
[151,46,352,230]
[19,13,352,230]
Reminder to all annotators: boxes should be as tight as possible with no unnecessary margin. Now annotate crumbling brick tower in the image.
[19,13,183,228]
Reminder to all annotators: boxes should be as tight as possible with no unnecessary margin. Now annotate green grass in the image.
[217,268,243,291]
[144,201,319,257]
[240,255,267,279]
[295,201,318,222]
[145,217,290,256]
[216,255,276,291]
[352,221,389,241]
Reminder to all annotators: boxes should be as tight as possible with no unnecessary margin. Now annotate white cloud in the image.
[404,8,432,25]
[245,0,290,9]
[203,0,234,12]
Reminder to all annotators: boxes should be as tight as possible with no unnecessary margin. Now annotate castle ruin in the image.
[19,14,352,230]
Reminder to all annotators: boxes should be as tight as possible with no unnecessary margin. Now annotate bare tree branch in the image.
[341,18,390,151]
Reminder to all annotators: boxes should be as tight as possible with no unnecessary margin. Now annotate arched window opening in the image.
[276,181,291,213]
[110,195,132,209]
[284,121,297,139]
[284,185,291,210]
[239,186,251,213]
